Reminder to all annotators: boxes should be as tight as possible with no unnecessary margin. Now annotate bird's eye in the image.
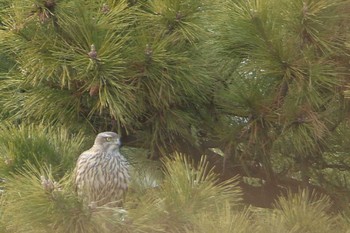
[106,137,112,142]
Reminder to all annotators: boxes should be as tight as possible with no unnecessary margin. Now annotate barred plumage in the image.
[74,132,129,206]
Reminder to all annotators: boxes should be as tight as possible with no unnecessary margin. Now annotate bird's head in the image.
[94,132,121,152]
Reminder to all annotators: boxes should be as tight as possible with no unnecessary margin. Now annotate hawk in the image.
[74,132,129,207]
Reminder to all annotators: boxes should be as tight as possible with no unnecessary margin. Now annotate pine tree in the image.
[0,0,350,225]
[206,0,350,207]
[0,0,213,158]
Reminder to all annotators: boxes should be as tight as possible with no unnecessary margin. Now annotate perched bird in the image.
[74,132,129,207]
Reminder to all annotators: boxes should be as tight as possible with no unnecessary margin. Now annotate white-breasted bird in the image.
[74,132,129,207]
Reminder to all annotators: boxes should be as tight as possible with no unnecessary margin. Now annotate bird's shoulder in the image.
[77,147,103,160]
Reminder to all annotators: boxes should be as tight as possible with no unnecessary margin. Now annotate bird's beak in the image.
[116,138,121,147]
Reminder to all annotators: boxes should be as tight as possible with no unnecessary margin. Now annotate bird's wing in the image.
[73,150,95,192]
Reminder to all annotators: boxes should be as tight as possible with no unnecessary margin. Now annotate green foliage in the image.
[0,0,137,128]
[1,162,126,233]
[0,0,213,152]
[1,152,243,233]
[121,153,243,232]
[207,0,350,195]
[274,190,335,233]
[155,154,242,230]
[125,147,163,193]
[2,152,350,232]
[187,203,253,233]
[141,0,210,43]
[254,189,344,233]
[1,0,350,231]
[0,124,87,178]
